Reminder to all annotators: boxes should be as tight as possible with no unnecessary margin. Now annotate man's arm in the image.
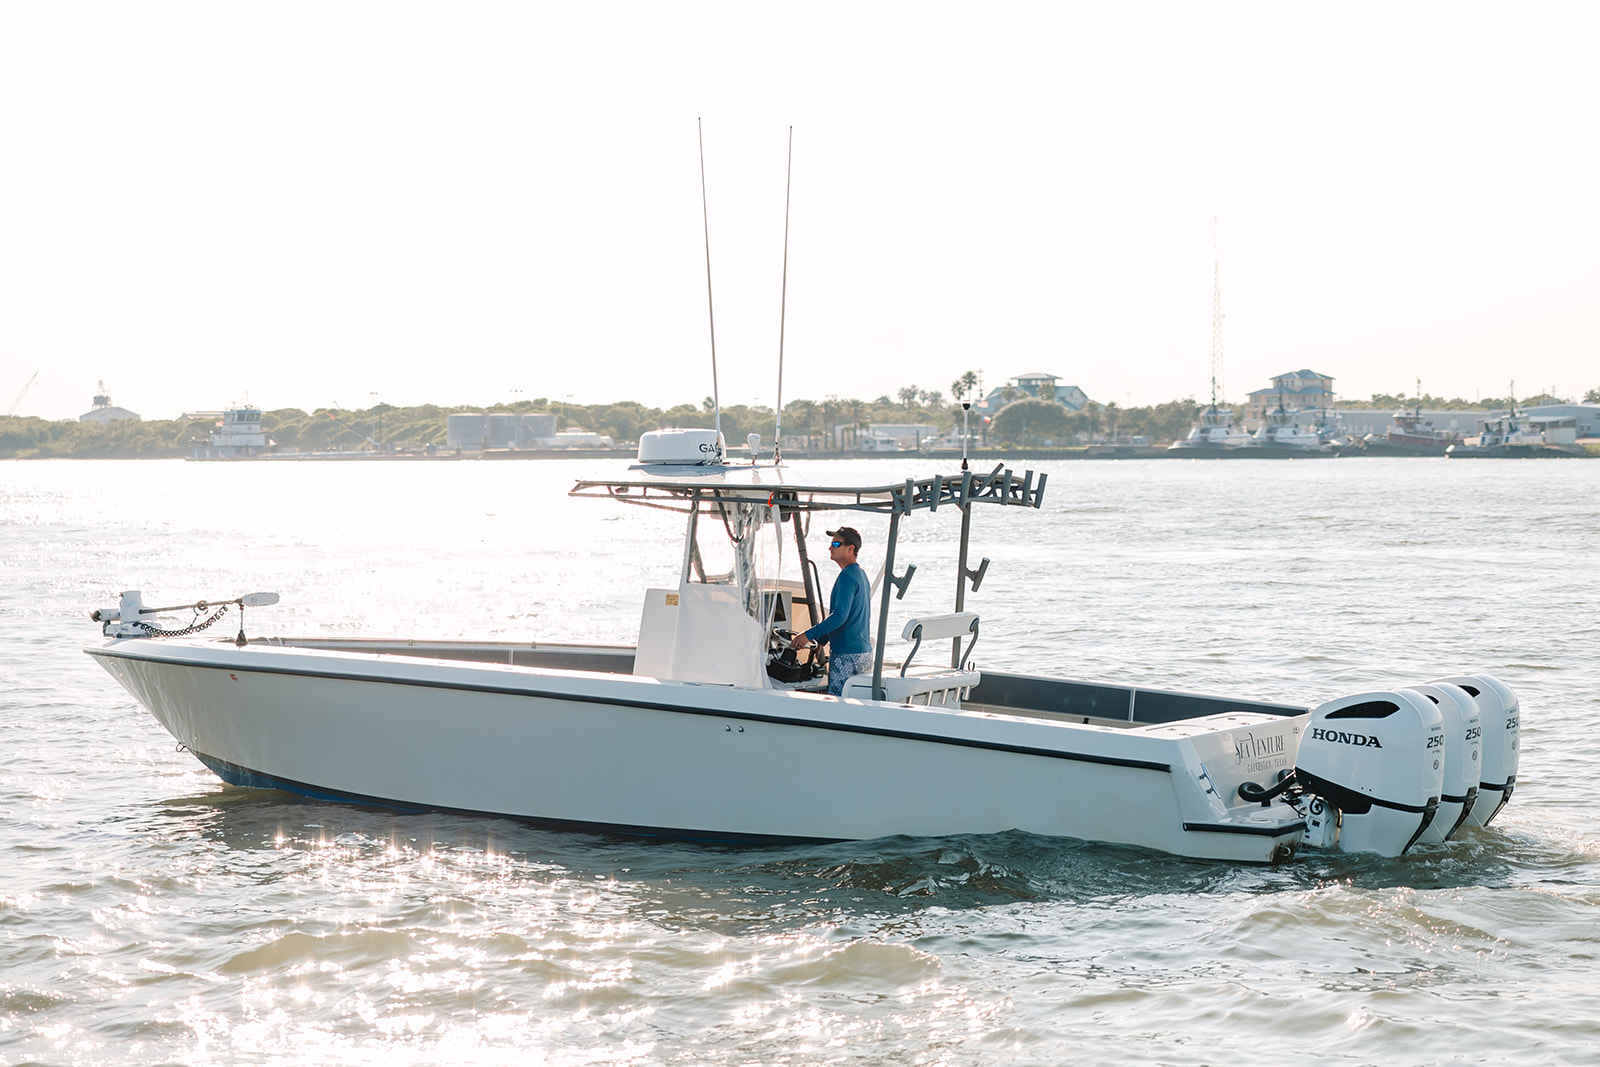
[793,575,860,648]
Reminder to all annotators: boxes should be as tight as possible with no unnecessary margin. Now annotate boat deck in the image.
[257,638,1307,730]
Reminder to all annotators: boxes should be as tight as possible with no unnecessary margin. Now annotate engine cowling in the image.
[1433,674,1519,827]
[1406,683,1483,843]
[1294,689,1445,856]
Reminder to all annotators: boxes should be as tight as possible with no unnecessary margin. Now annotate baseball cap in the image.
[826,526,862,549]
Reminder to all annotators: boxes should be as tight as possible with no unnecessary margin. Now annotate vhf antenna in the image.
[1211,216,1225,412]
[698,118,722,457]
[773,125,793,466]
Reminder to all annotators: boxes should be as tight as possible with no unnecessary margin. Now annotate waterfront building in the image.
[1520,403,1600,438]
[446,411,610,451]
[866,423,941,450]
[971,373,1091,421]
[1332,409,1483,437]
[1243,370,1335,423]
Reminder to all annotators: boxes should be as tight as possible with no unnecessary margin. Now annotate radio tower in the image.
[1210,217,1225,412]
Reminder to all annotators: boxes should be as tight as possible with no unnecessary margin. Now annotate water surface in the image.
[3,457,1597,1065]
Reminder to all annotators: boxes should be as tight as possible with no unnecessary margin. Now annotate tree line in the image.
[0,395,1184,457]
[4,379,1596,458]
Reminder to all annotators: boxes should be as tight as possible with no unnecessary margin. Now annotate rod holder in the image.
[963,556,990,595]
[889,563,917,600]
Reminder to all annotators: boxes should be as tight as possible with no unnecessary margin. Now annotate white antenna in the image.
[1211,217,1225,411]
[698,118,722,452]
[774,125,793,465]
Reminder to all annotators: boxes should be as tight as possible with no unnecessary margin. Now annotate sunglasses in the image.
[830,540,845,548]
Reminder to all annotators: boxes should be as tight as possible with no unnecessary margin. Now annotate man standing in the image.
[791,526,873,696]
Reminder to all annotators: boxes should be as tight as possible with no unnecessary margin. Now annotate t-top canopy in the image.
[570,462,1047,516]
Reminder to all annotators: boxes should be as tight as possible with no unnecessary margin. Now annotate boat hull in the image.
[1221,445,1336,459]
[1166,443,1243,458]
[1447,444,1586,459]
[88,638,1308,862]
[1361,438,1453,457]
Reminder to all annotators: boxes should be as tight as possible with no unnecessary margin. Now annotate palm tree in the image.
[1076,401,1099,442]
[787,399,819,449]
[820,396,841,450]
[846,399,866,447]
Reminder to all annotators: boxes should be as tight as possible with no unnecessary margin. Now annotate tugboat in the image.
[1447,385,1586,459]
[1448,414,1581,458]
[1362,382,1464,456]
[1232,388,1336,458]
[188,405,268,460]
[1235,413,1335,457]
[1168,404,1251,455]
[1310,408,1363,455]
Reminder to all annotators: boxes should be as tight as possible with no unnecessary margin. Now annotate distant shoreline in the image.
[10,443,1599,462]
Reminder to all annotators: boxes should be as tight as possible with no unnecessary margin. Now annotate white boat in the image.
[1167,405,1252,454]
[86,428,1520,862]
[1234,406,1336,458]
[1448,412,1567,458]
[188,405,269,460]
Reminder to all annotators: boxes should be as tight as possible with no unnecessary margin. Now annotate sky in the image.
[2,2,1597,422]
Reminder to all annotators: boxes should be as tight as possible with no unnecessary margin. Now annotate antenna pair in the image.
[698,120,793,465]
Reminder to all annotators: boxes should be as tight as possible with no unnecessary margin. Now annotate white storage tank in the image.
[446,413,486,450]
[486,413,520,448]
[520,413,558,442]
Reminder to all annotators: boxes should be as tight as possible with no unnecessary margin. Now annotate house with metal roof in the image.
[1244,370,1335,422]
[973,373,1091,414]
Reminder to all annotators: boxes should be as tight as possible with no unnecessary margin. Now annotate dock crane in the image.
[6,372,39,416]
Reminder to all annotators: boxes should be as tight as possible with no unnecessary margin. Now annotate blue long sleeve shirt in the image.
[803,562,872,656]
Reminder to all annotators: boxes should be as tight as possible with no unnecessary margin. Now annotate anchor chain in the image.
[133,602,231,638]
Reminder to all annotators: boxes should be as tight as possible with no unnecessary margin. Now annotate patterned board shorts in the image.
[827,650,876,696]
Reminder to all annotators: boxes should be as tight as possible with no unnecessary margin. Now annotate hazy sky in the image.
[3,2,1596,422]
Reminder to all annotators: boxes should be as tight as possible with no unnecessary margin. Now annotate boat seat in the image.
[898,611,979,675]
[840,666,982,706]
[839,611,982,705]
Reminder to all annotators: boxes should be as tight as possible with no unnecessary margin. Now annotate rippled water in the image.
[3,457,1598,1065]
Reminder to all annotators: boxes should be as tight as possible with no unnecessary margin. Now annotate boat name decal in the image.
[1309,728,1383,749]
[1233,732,1287,763]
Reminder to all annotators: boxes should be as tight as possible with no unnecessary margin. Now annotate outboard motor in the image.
[1406,683,1483,843]
[1293,689,1444,856]
[1434,674,1519,827]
